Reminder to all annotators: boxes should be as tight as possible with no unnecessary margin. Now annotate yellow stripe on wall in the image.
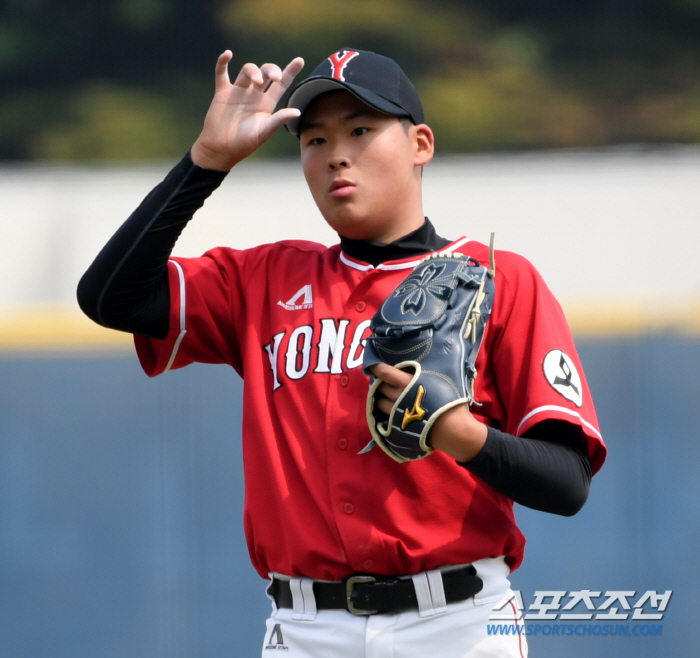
[0,307,132,354]
[0,300,699,354]
[562,299,700,336]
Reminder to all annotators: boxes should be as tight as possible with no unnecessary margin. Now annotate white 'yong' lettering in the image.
[315,319,350,374]
[285,325,314,380]
[263,318,372,391]
[347,319,372,369]
[264,332,285,391]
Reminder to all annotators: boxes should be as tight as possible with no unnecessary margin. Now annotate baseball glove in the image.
[361,249,495,463]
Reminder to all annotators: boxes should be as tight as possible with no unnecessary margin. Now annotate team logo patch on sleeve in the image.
[543,349,583,407]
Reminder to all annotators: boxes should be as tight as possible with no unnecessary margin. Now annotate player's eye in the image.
[306,136,326,146]
[351,127,369,136]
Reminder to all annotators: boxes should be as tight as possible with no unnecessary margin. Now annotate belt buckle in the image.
[345,575,378,615]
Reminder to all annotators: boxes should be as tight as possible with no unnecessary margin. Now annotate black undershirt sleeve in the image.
[76,151,227,339]
[460,420,592,516]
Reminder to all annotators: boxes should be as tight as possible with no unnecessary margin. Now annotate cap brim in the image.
[285,77,411,135]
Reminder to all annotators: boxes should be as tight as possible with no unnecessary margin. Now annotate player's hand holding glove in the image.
[362,252,495,463]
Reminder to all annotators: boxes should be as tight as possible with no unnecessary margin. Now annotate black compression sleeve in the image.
[461,420,592,516]
[77,152,227,339]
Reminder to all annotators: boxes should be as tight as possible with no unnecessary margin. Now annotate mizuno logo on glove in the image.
[402,385,427,429]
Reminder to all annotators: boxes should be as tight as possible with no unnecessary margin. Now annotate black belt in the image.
[270,565,483,616]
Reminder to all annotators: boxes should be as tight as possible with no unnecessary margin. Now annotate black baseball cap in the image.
[285,48,425,135]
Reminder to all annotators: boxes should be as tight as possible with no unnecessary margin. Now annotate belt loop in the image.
[266,573,279,613]
[427,569,448,613]
[290,577,317,620]
[411,570,448,618]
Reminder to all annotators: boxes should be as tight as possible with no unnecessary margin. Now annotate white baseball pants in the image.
[261,557,528,658]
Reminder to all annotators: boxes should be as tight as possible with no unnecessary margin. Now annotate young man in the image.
[78,48,606,657]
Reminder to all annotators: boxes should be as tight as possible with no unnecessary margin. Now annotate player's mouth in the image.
[329,178,356,198]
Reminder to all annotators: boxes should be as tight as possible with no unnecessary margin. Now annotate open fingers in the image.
[263,57,305,103]
[260,62,283,89]
[226,56,304,100]
[234,62,266,88]
[214,50,234,91]
[262,107,302,136]
[280,56,305,88]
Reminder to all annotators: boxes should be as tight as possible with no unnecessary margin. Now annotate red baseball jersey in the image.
[135,236,606,580]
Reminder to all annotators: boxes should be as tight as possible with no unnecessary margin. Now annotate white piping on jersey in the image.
[516,405,602,440]
[339,236,471,271]
[339,252,374,271]
[162,259,187,374]
[378,258,429,271]
[438,236,470,253]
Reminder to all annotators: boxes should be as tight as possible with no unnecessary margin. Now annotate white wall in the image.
[2,146,699,315]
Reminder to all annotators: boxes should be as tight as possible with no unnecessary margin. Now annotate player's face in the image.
[299,90,433,242]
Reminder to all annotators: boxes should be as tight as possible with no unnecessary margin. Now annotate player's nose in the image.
[328,154,349,170]
[327,143,350,170]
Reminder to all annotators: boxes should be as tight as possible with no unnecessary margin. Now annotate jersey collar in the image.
[339,217,449,266]
[340,236,471,271]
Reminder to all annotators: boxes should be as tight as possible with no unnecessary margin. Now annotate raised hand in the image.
[191,51,305,171]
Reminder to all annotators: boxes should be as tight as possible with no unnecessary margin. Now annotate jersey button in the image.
[343,502,355,515]
[355,301,366,312]
[338,437,348,450]
[362,559,374,571]
[340,375,349,387]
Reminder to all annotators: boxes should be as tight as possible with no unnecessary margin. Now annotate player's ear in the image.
[412,124,434,167]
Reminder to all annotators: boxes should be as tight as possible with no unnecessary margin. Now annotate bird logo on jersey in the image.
[393,263,452,315]
[543,349,583,407]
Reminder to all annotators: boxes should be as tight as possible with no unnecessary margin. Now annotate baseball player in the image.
[78,48,606,657]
